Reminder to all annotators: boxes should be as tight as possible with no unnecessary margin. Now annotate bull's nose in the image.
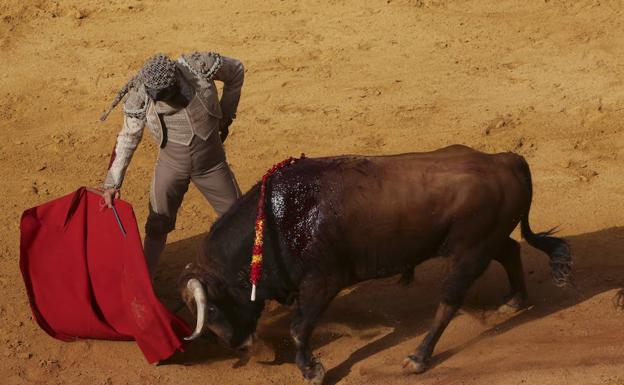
[235,345,252,366]
[234,334,255,362]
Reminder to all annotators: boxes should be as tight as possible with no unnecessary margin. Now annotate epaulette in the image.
[178,52,223,83]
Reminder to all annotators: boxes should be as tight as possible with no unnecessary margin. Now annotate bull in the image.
[178,145,572,384]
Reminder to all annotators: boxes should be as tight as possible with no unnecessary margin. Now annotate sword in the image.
[111,205,127,238]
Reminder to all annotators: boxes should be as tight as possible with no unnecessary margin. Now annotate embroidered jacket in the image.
[103,53,244,189]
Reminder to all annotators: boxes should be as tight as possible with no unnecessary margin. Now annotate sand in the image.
[1,0,623,384]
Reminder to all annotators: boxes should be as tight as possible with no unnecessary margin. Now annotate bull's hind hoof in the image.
[401,355,428,374]
[303,359,326,385]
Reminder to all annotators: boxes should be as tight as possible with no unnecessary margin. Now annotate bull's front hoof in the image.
[498,294,528,314]
[497,303,521,314]
[303,359,326,385]
[401,355,428,374]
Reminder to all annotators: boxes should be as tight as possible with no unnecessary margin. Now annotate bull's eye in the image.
[207,306,217,320]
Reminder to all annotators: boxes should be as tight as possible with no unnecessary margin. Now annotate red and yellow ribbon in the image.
[250,155,305,301]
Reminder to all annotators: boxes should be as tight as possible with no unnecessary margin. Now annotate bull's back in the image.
[337,145,529,231]
[270,146,531,280]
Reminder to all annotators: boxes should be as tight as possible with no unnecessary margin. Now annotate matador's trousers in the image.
[145,133,241,237]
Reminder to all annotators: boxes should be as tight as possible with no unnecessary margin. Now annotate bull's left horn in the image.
[184,278,207,341]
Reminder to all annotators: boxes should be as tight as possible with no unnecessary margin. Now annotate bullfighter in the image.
[100,52,244,277]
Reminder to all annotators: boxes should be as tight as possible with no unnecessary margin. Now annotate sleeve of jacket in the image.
[212,55,245,121]
[103,88,147,189]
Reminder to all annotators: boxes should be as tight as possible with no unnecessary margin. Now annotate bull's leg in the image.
[402,301,460,374]
[290,278,339,385]
[495,238,529,313]
[403,252,490,374]
[291,309,326,385]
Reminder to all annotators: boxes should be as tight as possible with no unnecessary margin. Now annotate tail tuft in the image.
[521,223,573,287]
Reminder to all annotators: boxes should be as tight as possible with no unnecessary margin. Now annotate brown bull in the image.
[179,145,572,384]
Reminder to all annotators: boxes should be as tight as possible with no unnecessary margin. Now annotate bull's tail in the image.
[516,156,573,287]
[521,220,573,287]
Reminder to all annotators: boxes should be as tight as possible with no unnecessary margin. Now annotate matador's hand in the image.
[220,118,233,143]
[102,188,121,208]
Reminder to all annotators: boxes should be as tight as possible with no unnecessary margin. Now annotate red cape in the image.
[19,187,191,363]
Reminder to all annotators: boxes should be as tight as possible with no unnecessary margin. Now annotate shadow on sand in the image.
[157,226,624,383]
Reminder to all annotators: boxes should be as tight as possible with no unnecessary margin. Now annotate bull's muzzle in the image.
[234,333,256,364]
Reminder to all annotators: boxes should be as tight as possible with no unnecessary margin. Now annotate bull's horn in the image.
[184,278,207,341]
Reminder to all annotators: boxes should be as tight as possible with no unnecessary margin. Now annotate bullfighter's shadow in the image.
[155,226,624,383]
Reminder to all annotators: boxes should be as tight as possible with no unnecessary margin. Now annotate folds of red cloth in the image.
[19,187,191,363]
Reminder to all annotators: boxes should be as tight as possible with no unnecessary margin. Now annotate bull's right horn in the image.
[184,278,207,341]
